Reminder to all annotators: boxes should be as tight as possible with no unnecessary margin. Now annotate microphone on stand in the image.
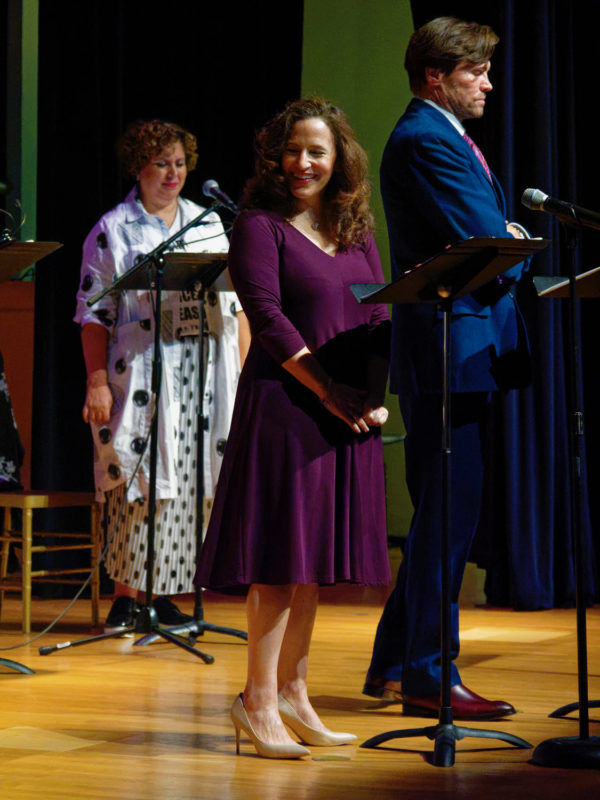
[521,188,600,232]
[202,179,240,215]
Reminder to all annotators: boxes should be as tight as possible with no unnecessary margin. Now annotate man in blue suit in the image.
[364,17,529,719]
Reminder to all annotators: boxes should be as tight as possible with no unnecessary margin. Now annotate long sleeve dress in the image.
[195,209,391,592]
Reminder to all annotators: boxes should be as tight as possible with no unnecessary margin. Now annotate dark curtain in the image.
[410,1,599,608]
[0,8,6,199]
[32,1,303,492]
[27,1,302,589]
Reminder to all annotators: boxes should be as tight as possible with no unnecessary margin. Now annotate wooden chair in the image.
[0,490,101,633]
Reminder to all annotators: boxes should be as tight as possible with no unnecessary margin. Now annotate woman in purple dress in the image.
[196,97,391,759]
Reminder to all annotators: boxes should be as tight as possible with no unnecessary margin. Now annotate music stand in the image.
[134,252,247,647]
[0,240,62,280]
[0,241,62,674]
[352,236,547,767]
[40,206,243,662]
[531,250,600,768]
[534,264,600,298]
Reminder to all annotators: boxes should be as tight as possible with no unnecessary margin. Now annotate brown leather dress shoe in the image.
[402,683,516,720]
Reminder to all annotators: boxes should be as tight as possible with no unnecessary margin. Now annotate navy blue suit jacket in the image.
[381,98,529,398]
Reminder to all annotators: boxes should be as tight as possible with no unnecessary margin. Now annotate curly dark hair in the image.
[117,119,198,176]
[242,97,374,250]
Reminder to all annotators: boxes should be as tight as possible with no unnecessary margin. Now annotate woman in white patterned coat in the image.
[74,119,248,632]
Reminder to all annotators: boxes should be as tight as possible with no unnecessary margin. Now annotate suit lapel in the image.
[408,100,506,214]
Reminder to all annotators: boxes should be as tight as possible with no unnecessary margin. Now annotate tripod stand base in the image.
[38,605,216,663]
[135,619,248,646]
[361,718,532,768]
[549,700,600,719]
[0,658,34,675]
[532,736,600,769]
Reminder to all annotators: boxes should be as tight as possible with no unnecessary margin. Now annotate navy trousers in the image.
[367,392,489,695]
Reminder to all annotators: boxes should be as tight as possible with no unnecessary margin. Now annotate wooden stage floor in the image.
[0,586,598,799]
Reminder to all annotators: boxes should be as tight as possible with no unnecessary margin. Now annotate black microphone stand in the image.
[532,219,600,768]
[134,250,246,647]
[187,268,247,642]
[39,204,242,662]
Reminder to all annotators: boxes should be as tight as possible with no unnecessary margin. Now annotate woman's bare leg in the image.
[278,583,330,732]
[243,583,298,745]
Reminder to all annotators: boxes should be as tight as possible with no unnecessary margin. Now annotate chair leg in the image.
[0,497,103,633]
[90,502,101,627]
[22,508,32,634]
[0,507,10,622]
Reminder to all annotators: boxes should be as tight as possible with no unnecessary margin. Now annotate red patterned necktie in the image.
[463,132,492,183]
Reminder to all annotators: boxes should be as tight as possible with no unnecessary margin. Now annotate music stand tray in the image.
[0,241,62,282]
[534,264,600,298]
[353,236,549,305]
[115,251,228,292]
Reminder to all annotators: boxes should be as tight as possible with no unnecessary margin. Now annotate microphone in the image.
[202,179,240,214]
[521,188,600,231]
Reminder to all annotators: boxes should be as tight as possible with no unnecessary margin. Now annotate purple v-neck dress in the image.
[195,209,391,592]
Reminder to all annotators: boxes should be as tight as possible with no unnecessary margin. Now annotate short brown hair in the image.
[243,96,374,250]
[117,119,198,176]
[405,17,499,92]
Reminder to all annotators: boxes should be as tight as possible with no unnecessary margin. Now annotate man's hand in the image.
[506,221,528,239]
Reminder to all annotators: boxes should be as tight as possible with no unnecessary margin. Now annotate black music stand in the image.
[40,206,242,662]
[0,241,62,675]
[352,236,547,767]
[531,255,600,768]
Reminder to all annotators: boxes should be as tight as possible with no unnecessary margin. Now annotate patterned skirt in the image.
[103,342,200,594]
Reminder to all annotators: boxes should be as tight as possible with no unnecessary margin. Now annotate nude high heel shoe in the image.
[278,694,357,746]
[230,694,311,759]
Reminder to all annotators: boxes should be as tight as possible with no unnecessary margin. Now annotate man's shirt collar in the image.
[420,98,465,136]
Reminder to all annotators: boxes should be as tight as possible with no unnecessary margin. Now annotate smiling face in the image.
[427,60,492,121]
[281,117,337,211]
[137,140,187,212]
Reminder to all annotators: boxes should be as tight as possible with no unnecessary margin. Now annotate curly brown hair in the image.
[117,119,198,177]
[243,97,374,250]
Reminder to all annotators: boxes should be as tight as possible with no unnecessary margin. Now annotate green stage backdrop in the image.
[302,0,414,538]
